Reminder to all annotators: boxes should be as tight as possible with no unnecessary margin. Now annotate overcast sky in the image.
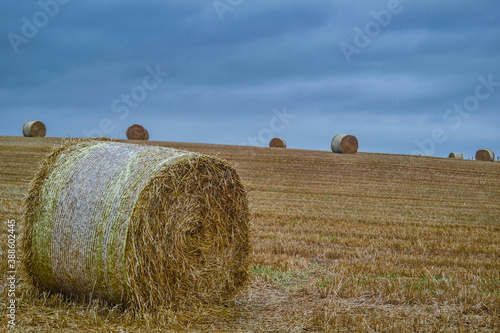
[1,0,499,157]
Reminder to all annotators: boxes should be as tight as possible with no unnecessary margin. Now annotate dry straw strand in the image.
[475,149,495,162]
[269,138,287,148]
[331,134,358,154]
[23,120,46,137]
[126,124,149,140]
[22,140,249,309]
[448,152,464,159]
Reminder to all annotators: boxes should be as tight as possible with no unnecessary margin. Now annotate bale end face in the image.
[269,138,287,148]
[126,124,149,140]
[475,149,495,162]
[23,121,46,137]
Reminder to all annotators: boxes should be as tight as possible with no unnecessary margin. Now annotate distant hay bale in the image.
[331,134,358,154]
[23,121,46,137]
[475,149,495,162]
[22,140,249,309]
[269,138,287,148]
[126,124,149,140]
[448,152,463,159]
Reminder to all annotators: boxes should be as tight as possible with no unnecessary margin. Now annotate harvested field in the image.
[1,136,499,332]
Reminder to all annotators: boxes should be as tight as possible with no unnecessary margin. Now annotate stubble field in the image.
[0,136,499,332]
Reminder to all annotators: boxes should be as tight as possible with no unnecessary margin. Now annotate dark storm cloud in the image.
[1,0,499,156]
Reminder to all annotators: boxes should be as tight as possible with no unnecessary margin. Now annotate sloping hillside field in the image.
[1,136,499,332]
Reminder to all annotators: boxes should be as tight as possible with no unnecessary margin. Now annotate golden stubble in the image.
[0,136,498,332]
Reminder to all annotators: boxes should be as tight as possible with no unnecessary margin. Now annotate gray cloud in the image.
[1,0,499,157]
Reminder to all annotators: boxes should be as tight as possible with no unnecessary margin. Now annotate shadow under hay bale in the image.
[23,121,46,137]
[126,124,149,140]
[331,134,358,154]
[269,138,287,148]
[449,152,464,159]
[475,149,495,162]
[22,140,249,309]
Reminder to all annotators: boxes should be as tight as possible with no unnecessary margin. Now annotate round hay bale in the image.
[475,148,495,162]
[126,124,149,140]
[269,138,287,148]
[22,140,249,308]
[23,120,46,137]
[448,152,463,159]
[331,134,358,154]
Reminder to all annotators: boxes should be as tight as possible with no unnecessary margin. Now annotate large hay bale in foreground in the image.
[269,137,287,148]
[331,134,358,154]
[126,124,149,140]
[23,140,249,308]
[475,149,495,162]
[449,152,464,159]
[23,121,46,137]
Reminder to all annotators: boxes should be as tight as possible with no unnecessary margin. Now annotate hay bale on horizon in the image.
[22,140,249,308]
[475,148,495,162]
[23,121,46,137]
[331,134,358,154]
[449,152,464,159]
[269,137,287,148]
[126,124,149,140]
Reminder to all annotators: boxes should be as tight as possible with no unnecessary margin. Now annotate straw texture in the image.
[331,134,358,154]
[475,149,495,162]
[126,124,149,140]
[448,153,464,159]
[269,138,287,148]
[23,121,46,137]
[22,140,249,308]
